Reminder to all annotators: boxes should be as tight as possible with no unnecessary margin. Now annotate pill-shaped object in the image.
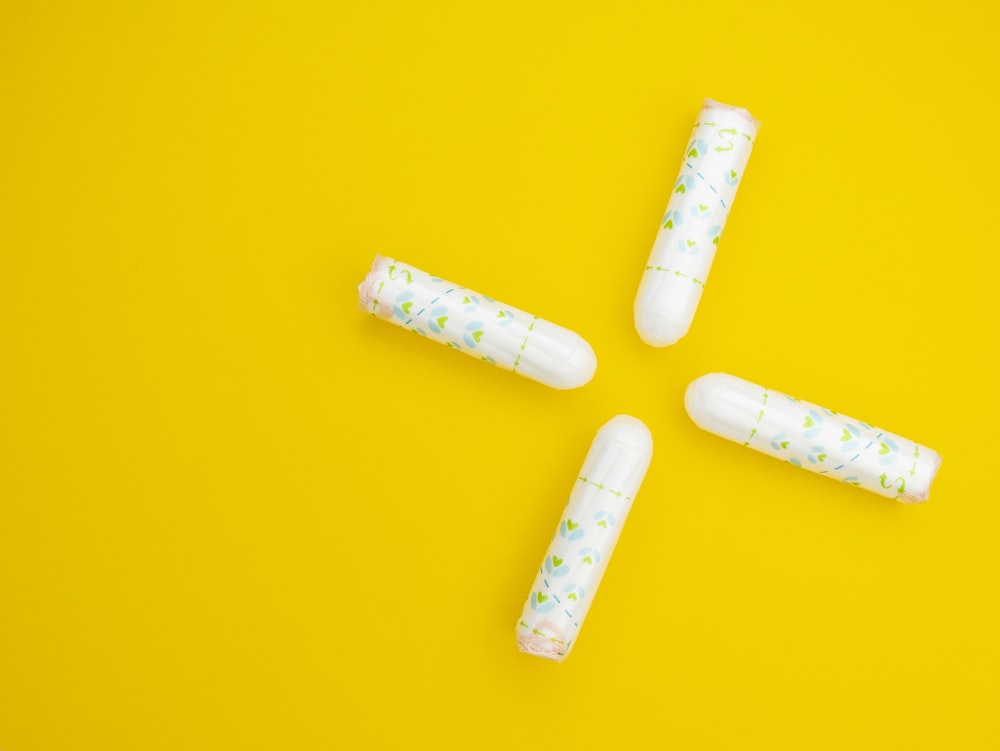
[634,99,759,347]
[358,255,597,389]
[685,373,942,503]
[516,415,653,661]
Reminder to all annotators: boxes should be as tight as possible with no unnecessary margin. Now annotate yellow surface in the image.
[2,2,999,748]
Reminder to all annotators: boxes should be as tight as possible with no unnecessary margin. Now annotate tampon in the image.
[685,373,942,503]
[634,99,759,347]
[358,255,597,389]
[516,415,653,661]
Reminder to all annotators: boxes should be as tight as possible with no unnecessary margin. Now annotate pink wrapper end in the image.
[899,451,943,504]
[702,97,760,131]
[357,254,391,315]
[516,632,567,663]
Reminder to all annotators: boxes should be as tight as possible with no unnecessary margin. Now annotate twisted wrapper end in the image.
[516,620,568,663]
[357,254,392,317]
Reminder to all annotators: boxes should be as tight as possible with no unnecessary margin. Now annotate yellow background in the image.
[2,2,998,748]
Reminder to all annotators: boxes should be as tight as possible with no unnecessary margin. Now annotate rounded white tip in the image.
[684,372,730,428]
[683,373,759,444]
[634,307,690,347]
[549,337,597,390]
[597,414,654,457]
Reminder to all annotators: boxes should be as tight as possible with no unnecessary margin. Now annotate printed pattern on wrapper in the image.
[358,255,596,389]
[364,257,524,366]
[635,100,758,346]
[686,374,942,503]
[516,416,652,661]
[517,480,629,657]
[746,391,933,501]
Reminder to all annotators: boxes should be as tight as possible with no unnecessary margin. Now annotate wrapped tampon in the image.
[358,255,597,389]
[635,99,759,347]
[516,415,653,661]
[685,373,942,503]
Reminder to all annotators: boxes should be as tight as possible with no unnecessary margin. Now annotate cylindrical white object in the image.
[685,373,942,503]
[516,415,653,661]
[358,255,597,389]
[634,99,759,347]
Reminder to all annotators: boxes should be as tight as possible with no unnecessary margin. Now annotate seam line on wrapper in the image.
[369,280,384,315]
[511,316,539,373]
[518,620,566,647]
[577,476,635,501]
[744,388,769,446]
[644,265,705,287]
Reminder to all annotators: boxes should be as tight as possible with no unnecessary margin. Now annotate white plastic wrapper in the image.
[358,255,597,389]
[635,99,759,347]
[516,415,653,661]
[685,373,942,503]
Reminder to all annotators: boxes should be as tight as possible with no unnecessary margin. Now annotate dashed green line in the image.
[512,316,538,371]
[578,476,633,501]
[644,265,704,287]
[370,280,384,315]
[519,620,565,644]
[744,389,769,446]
